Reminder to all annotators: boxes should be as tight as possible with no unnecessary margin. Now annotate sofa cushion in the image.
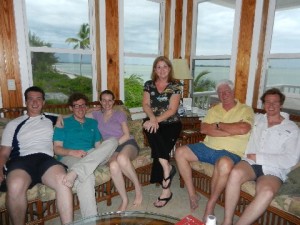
[128,119,145,148]
[94,165,111,186]
[272,165,300,217]
[190,161,214,177]
[132,148,152,169]
[191,160,300,219]
[0,184,40,210]
[277,165,300,197]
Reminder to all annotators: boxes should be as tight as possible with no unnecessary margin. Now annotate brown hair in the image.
[67,93,89,106]
[24,86,45,101]
[260,88,285,105]
[99,90,115,101]
[151,56,175,82]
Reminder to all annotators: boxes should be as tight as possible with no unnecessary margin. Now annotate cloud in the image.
[26,0,88,48]
[25,0,300,55]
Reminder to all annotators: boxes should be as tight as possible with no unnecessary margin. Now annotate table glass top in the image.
[69,211,180,225]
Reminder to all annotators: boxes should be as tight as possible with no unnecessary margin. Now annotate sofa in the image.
[179,109,300,225]
[0,101,153,225]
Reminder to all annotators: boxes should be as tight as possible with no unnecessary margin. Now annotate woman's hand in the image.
[87,105,101,114]
[143,119,159,133]
[55,115,64,128]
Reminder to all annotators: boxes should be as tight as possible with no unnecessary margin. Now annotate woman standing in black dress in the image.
[142,56,182,207]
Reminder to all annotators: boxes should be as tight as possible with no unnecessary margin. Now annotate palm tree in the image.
[193,70,215,92]
[193,70,216,109]
[65,23,90,75]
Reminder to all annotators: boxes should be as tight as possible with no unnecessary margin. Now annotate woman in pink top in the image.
[87,90,142,211]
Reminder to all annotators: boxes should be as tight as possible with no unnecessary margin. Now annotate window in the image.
[262,0,300,114]
[191,0,237,108]
[122,0,164,107]
[18,0,94,103]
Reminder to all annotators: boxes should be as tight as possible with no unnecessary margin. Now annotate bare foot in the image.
[62,170,77,188]
[133,186,143,207]
[190,194,200,212]
[203,204,214,224]
[118,198,128,211]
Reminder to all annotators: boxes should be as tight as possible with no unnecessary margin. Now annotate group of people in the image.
[0,87,143,224]
[0,55,299,225]
[142,56,300,225]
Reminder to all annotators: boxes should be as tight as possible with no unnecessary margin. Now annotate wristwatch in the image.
[216,122,220,129]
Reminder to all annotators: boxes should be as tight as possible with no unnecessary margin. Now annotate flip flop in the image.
[162,165,176,189]
[153,192,173,208]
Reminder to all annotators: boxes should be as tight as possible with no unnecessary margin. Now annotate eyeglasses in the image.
[72,104,86,109]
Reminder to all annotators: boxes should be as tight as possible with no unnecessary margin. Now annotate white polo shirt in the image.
[1,114,55,157]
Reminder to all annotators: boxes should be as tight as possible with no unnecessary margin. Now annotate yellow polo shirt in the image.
[202,100,254,157]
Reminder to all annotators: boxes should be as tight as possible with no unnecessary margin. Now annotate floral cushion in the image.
[273,165,300,217]
[38,184,56,202]
[131,148,152,169]
[128,119,145,148]
[94,165,111,186]
[190,161,214,177]
[0,184,40,209]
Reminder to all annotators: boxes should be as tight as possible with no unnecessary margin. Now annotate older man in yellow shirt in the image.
[175,79,254,222]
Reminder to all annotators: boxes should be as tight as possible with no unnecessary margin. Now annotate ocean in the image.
[54,61,300,90]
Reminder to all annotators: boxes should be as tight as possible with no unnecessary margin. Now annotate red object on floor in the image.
[175,215,205,225]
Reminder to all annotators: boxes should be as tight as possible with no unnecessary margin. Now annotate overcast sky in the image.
[25,0,300,55]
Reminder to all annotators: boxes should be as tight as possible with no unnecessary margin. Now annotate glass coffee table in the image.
[69,211,180,224]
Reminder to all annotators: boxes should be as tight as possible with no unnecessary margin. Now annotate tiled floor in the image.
[45,165,236,224]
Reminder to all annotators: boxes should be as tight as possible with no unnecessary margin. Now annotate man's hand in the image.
[0,157,7,184]
[69,150,87,158]
[246,154,256,162]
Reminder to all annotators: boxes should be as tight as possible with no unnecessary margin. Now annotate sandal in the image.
[153,192,173,208]
[162,165,176,189]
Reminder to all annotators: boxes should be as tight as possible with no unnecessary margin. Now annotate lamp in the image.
[172,59,193,99]
[172,58,193,80]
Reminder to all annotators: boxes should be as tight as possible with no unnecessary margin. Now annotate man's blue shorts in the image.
[187,142,241,165]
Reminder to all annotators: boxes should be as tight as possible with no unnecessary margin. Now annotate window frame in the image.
[14,0,97,102]
[190,0,241,101]
[258,0,300,109]
[119,0,165,101]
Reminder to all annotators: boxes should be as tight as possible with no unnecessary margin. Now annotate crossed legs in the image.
[109,145,142,211]
[153,158,174,207]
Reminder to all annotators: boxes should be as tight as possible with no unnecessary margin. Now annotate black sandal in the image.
[162,165,176,189]
[153,192,173,208]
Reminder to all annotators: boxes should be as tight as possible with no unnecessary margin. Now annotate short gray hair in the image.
[215,79,234,91]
